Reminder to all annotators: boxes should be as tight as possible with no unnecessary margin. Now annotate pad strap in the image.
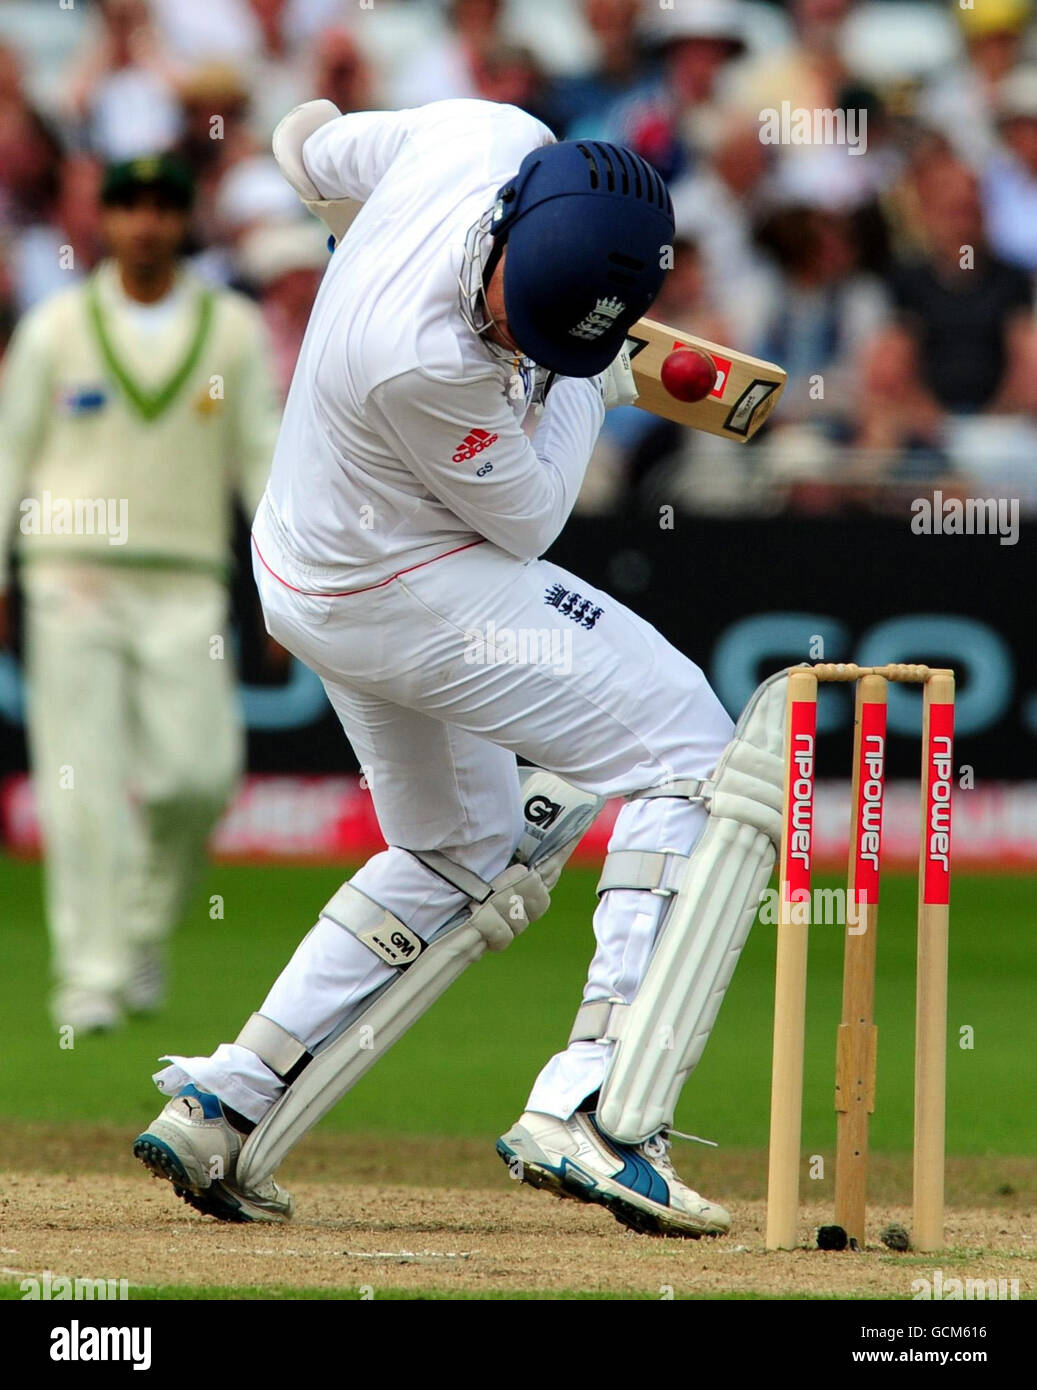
[628,778,708,803]
[597,781,706,897]
[568,997,628,1045]
[321,855,546,970]
[236,1014,312,1084]
[322,881,427,969]
[596,848,689,896]
[409,850,494,902]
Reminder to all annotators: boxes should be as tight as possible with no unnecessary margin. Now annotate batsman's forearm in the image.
[530,376,604,535]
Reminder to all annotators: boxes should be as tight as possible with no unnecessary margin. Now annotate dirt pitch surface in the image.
[1,1126,1033,1299]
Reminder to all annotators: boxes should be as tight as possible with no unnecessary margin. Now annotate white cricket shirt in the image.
[0,261,279,588]
[261,99,605,589]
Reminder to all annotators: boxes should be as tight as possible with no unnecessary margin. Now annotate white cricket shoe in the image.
[498,1108,730,1238]
[133,1084,292,1223]
[51,987,122,1034]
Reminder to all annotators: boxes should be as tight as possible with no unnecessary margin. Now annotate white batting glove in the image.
[272,99,362,244]
[597,342,638,410]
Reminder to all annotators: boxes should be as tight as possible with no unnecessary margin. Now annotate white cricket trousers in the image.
[22,560,242,1017]
[158,495,733,1124]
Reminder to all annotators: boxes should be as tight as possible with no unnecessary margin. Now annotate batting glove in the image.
[597,342,638,410]
[272,99,362,246]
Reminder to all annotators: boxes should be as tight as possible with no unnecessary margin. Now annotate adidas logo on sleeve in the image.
[452,428,499,463]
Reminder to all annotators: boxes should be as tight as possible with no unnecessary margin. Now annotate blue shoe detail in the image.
[498,1130,666,1204]
[178,1083,224,1120]
[133,1132,191,1187]
[497,1138,595,1197]
[133,1131,252,1223]
[496,1128,718,1237]
[588,1117,670,1205]
[499,1137,566,1183]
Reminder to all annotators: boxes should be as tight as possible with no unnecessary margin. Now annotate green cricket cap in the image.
[101,154,195,209]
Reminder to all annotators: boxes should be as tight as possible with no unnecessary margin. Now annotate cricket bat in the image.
[627,318,786,442]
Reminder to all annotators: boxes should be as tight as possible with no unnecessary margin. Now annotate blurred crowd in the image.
[1,0,1036,514]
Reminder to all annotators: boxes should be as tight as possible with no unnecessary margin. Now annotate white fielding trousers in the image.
[22,560,242,1016]
[158,496,733,1124]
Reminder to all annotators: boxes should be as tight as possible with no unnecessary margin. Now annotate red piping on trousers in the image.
[251,533,487,598]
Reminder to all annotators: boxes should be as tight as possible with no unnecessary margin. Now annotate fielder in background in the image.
[136,101,785,1239]
[0,156,280,1032]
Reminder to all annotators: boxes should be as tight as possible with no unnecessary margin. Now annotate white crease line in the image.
[344,1251,476,1261]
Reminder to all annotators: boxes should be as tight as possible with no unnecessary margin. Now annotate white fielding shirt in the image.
[0,261,279,588]
[262,100,606,587]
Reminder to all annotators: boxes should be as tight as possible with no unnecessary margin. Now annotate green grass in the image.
[0,1280,922,1301]
[1,855,1034,1155]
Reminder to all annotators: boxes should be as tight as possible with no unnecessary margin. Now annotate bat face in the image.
[626,317,786,442]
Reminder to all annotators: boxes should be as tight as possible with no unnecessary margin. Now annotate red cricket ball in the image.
[660,346,718,403]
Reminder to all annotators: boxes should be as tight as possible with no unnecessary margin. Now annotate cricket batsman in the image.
[135,100,787,1238]
[0,156,280,1031]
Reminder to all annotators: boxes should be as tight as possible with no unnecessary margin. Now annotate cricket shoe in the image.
[133,1084,292,1223]
[497,1109,729,1238]
[51,987,122,1035]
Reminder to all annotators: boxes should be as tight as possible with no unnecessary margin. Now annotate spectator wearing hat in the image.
[0,155,280,1032]
[585,0,749,180]
[237,218,327,398]
[726,0,852,117]
[919,0,1033,169]
[174,62,259,248]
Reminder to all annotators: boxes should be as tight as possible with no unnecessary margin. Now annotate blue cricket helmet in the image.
[490,141,675,377]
